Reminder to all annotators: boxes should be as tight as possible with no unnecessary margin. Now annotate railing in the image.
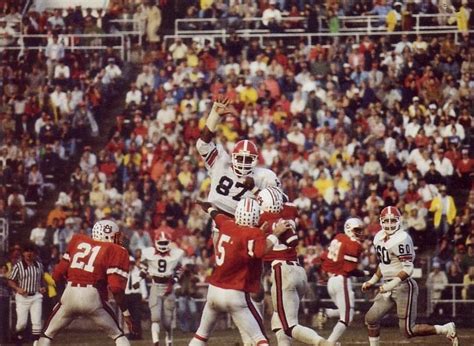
[165,28,472,49]
[0,32,141,61]
[175,13,461,36]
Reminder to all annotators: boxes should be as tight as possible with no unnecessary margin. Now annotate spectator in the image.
[262,0,282,32]
[0,262,10,344]
[429,185,457,236]
[426,262,448,315]
[129,224,153,253]
[462,266,474,300]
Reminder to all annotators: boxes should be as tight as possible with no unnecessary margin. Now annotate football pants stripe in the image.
[102,299,124,334]
[343,276,350,324]
[274,263,290,331]
[244,292,268,340]
[194,333,208,342]
[405,279,415,337]
[41,302,62,337]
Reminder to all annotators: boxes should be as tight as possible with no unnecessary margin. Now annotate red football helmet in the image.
[231,140,258,177]
[380,206,402,235]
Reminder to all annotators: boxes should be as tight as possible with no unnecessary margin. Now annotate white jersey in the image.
[141,247,185,296]
[196,138,280,215]
[373,229,415,280]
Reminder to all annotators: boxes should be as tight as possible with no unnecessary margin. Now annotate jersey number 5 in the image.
[216,176,249,201]
[70,242,101,272]
[215,234,231,266]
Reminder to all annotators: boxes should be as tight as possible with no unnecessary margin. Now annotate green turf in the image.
[45,321,473,345]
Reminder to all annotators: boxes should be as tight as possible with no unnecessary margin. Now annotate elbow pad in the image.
[401,261,414,277]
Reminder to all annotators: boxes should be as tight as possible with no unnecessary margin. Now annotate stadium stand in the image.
[0,0,472,342]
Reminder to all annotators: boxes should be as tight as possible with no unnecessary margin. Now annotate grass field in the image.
[40,320,474,346]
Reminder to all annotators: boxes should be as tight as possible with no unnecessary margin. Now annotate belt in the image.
[328,273,346,278]
[68,282,94,288]
[152,276,171,284]
[285,260,302,267]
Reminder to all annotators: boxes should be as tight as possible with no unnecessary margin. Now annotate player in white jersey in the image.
[140,232,185,346]
[362,206,458,346]
[196,96,280,215]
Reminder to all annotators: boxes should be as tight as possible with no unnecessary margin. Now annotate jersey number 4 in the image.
[70,242,101,272]
[216,176,249,201]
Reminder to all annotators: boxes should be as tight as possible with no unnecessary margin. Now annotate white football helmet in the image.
[155,232,170,253]
[231,140,258,177]
[380,206,402,235]
[235,197,260,227]
[257,187,283,214]
[344,217,364,242]
[92,220,121,243]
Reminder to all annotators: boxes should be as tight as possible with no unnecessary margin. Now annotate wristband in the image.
[367,273,380,285]
[251,187,260,195]
[207,207,217,214]
[122,309,131,317]
[381,277,402,291]
[267,234,279,246]
[206,103,222,132]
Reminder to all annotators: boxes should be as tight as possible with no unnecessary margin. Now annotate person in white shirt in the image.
[290,155,309,176]
[104,58,122,83]
[30,220,48,248]
[53,60,70,81]
[441,118,465,141]
[418,178,438,205]
[262,0,282,28]
[45,35,65,79]
[287,124,306,147]
[293,192,311,212]
[261,140,279,167]
[432,149,453,177]
[125,83,142,106]
[290,91,306,115]
[156,102,176,130]
[47,9,65,29]
[136,65,154,89]
[168,38,188,61]
[426,262,448,315]
[50,85,68,116]
[249,54,268,76]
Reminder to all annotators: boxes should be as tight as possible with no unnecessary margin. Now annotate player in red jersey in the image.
[189,197,290,346]
[319,217,366,342]
[258,187,335,346]
[38,220,132,346]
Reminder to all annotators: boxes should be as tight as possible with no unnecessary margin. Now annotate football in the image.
[279,228,298,248]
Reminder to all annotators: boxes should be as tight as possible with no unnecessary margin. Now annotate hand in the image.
[39,287,47,295]
[379,285,387,294]
[242,177,256,191]
[196,200,213,213]
[123,315,133,333]
[132,282,140,290]
[213,96,232,117]
[361,281,374,293]
[17,288,27,296]
[273,219,292,237]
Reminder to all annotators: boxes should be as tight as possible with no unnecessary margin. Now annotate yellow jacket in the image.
[44,272,57,298]
[449,7,469,33]
[429,195,456,227]
[386,10,398,32]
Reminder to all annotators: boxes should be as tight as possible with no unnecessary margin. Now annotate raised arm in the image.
[200,95,232,143]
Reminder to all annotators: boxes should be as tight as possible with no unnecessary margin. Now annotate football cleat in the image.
[445,322,458,345]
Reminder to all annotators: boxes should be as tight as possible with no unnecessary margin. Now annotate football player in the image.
[38,220,131,346]
[189,198,291,346]
[258,187,336,346]
[140,232,185,346]
[319,217,367,342]
[196,96,280,216]
[362,206,458,346]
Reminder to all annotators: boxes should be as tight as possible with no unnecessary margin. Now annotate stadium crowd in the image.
[0,0,473,342]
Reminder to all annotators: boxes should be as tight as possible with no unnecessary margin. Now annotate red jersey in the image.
[53,234,129,300]
[209,214,267,294]
[260,203,298,262]
[321,233,363,276]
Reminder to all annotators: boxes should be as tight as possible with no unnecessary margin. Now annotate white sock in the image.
[325,308,340,319]
[275,329,292,346]
[434,324,449,335]
[328,321,347,342]
[115,335,130,346]
[291,325,324,344]
[165,331,172,346]
[151,322,160,344]
[368,336,380,346]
